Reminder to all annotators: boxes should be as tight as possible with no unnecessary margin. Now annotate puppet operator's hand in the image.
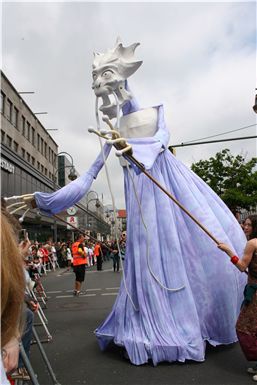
[217,243,233,257]
[88,143,112,178]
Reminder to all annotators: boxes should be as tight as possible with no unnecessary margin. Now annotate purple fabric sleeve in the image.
[34,143,111,216]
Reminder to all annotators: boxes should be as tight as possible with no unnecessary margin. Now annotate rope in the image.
[125,163,185,292]
[95,96,138,311]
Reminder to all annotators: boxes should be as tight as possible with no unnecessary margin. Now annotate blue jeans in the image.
[18,307,34,368]
[113,254,120,272]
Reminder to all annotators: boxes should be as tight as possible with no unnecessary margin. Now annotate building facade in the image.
[1,71,110,241]
[1,71,64,240]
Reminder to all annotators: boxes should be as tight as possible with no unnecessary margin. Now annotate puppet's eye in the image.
[102,70,113,79]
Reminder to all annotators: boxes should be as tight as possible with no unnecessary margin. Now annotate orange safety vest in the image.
[94,244,101,257]
[72,241,87,266]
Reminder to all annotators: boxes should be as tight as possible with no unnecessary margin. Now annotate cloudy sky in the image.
[2,1,256,208]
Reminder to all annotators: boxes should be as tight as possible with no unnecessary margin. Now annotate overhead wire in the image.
[182,123,257,144]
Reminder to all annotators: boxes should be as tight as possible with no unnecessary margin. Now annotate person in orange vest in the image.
[94,241,103,271]
[71,234,86,296]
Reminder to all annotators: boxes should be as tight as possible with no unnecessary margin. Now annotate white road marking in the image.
[105,287,120,290]
[101,293,118,296]
[57,273,72,276]
[87,269,113,273]
[47,288,119,299]
[86,288,102,291]
[56,293,97,298]
[65,288,101,292]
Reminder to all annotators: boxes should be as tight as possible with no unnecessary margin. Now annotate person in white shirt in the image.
[66,242,73,270]
[84,243,89,267]
[88,244,94,266]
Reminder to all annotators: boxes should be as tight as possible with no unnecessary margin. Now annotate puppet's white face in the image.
[92,39,142,119]
[92,65,121,97]
[92,64,130,119]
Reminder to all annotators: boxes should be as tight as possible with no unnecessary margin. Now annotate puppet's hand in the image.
[4,195,36,222]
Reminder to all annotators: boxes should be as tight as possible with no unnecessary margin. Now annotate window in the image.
[37,134,40,150]
[1,130,5,143]
[31,127,35,146]
[27,122,30,141]
[44,167,47,176]
[31,157,35,166]
[13,141,19,152]
[27,152,31,162]
[22,116,26,136]
[6,99,12,121]
[21,148,25,158]
[41,138,44,154]
[44,142,47,158]
[12,107,18,128]
[37,161,40,170]
[0,92,5,114]
[6,135,12,147]
[41,164,44,173]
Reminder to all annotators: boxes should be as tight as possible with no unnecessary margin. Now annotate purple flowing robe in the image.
[95,104,247,366]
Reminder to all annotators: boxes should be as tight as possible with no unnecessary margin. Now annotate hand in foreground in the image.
[28,300,39,312]
[2,337,20,374]
[19,239,31,258]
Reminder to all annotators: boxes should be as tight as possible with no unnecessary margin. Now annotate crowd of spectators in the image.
[1,202,127,383]
[24,233,127,277]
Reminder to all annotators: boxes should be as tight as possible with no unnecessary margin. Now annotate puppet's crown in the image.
[92,37,142,79]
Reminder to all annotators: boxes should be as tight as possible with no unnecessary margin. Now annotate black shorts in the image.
[73,264,86,282]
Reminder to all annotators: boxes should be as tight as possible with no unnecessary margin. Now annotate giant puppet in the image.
[5,39,247,366]
[90,39,247,365]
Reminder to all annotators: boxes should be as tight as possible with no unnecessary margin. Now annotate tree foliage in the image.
[191,149,257,211]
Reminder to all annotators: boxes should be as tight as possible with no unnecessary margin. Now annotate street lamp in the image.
[56,152,78,184]
[86,190,99,200]
[86,191,101,210]
[86,191,101,232]
[67,166,77,181]
[53,164,77,186]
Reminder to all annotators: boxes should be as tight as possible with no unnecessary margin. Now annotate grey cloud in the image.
[2,2,256,208]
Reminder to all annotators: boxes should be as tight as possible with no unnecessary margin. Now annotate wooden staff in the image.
[126,154,220,244]
[103,118,220,245]
[103,120,249,275]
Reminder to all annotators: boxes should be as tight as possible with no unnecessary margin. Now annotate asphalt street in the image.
[30,261,252,385]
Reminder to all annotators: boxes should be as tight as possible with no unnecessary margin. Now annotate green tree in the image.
[191,149,257,211]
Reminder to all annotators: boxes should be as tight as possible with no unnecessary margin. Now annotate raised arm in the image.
[218,239,256,272]
[4,143,111,219]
